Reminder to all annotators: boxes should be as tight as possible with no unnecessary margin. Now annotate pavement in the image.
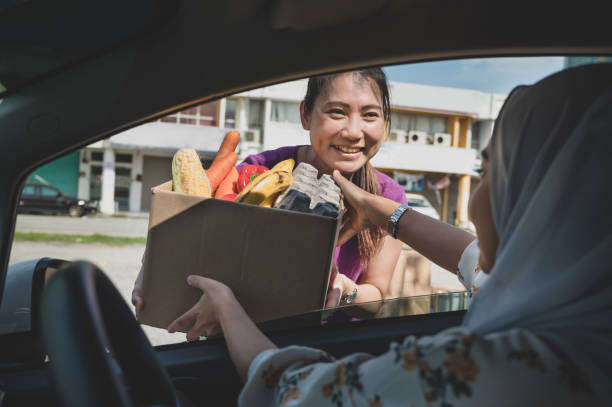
[15,213,149,237]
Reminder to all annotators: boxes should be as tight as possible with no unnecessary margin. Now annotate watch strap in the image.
[340,284,358,304]
[387,204,410,239]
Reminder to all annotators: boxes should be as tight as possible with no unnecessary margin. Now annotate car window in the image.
[21,185,35,196]
[40,187,59,197]
[9,56,601,346]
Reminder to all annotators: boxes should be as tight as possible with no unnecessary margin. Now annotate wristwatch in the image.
[340,284,358,305]
[386,204,410,239]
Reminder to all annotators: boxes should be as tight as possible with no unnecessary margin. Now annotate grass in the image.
[14,231,146,246]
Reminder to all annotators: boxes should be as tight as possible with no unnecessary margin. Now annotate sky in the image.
[384,57,566,94]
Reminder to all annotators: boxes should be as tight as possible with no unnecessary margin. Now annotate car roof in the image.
[0,0,611,294]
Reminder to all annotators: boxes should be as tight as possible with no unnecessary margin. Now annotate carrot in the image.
[207,151,238,192]
[216,131,240,160]
[214,166,239,198]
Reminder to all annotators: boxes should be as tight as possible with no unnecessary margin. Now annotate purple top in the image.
[238,146,407,282]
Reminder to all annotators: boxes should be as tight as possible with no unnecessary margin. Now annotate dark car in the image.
[18,184,97,217]
[0,0,610,406]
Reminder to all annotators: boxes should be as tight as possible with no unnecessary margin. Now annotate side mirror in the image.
[0,258,68,367]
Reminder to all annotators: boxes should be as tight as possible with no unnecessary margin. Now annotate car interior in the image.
[0,0,610,406]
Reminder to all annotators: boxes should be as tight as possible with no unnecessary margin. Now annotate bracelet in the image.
[340,283,358,304]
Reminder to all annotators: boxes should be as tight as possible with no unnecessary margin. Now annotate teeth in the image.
[335,146,361,153]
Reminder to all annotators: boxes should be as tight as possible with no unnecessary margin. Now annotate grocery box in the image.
[138,181,340,329]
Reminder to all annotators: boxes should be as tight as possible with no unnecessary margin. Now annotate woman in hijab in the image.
[168,62,612,405]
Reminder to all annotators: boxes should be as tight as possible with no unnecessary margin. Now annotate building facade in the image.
[62,79,505,225]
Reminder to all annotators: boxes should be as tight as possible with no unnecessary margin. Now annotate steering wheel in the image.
[40,261,187,407]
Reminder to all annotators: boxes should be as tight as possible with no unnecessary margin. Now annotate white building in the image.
[77,79,506,225]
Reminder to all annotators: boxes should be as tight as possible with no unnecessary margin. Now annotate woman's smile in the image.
[332,144,364,158]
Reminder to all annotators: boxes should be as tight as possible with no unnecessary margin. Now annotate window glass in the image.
[390,113,448,134]
[40,187,59,197]
[11,56,588,346]
[159,101,219,127]
[248,99,264,130]
[225,99,236,129]
[91,151,103,162]
[21,185,36,196]
[116,153,133,164]
[271,101,301,123]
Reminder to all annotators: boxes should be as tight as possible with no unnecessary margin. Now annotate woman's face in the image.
[300,72,386,175]
[468,151,499,273]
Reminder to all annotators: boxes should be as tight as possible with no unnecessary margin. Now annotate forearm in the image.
[218,300,277,382]
[352,236,402,303]
[353,282,383,302]
[364,195,475,272]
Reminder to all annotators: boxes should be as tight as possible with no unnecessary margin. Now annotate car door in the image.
[18,185,38,213]
[38,186,63,214]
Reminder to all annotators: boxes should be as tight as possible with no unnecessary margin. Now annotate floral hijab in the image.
[463,63,612,399]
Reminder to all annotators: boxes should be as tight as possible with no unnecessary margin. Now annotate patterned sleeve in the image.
[239,327,594,406]
[456,239,489,294]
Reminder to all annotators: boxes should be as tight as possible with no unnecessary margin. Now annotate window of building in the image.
[271,101,301,124]
[225,99,236,129]
[116,153,133,164]
[198,102,218,126]
[391,112,448,134]
[90,165,102,201]
[159,101,219,127]
[431,117,447,133]
[471,122,481,152]
[91,151,103,162]
[248,99,264,130]
[114,167,131,212]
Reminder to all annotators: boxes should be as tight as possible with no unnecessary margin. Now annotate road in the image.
[15,214,149,237]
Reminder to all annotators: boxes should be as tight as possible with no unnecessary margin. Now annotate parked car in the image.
[0,0,609,406]
[18,184,97,217]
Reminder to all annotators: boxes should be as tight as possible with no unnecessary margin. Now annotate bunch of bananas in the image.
[235,159,294,207]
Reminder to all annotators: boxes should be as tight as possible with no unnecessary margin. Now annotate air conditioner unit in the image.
[406,130,428,145]
[239,129,263,156]
[388,129,406,143]
[242,129,261,144]
[433,132,452,147]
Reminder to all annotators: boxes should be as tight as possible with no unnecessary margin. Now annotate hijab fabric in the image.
[463,63,612,399]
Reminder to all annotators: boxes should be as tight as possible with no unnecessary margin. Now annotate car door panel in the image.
[0,310,464,406]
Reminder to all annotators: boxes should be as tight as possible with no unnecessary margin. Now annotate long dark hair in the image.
[303,68,391,266]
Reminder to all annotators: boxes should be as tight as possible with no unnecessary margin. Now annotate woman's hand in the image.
[167,275,238,341]
[325,265,356,308]
[333,170,375,245]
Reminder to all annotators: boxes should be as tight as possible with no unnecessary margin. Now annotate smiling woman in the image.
[236,68,406,307]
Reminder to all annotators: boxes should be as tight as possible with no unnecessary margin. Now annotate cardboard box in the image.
[138,181,340,329]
